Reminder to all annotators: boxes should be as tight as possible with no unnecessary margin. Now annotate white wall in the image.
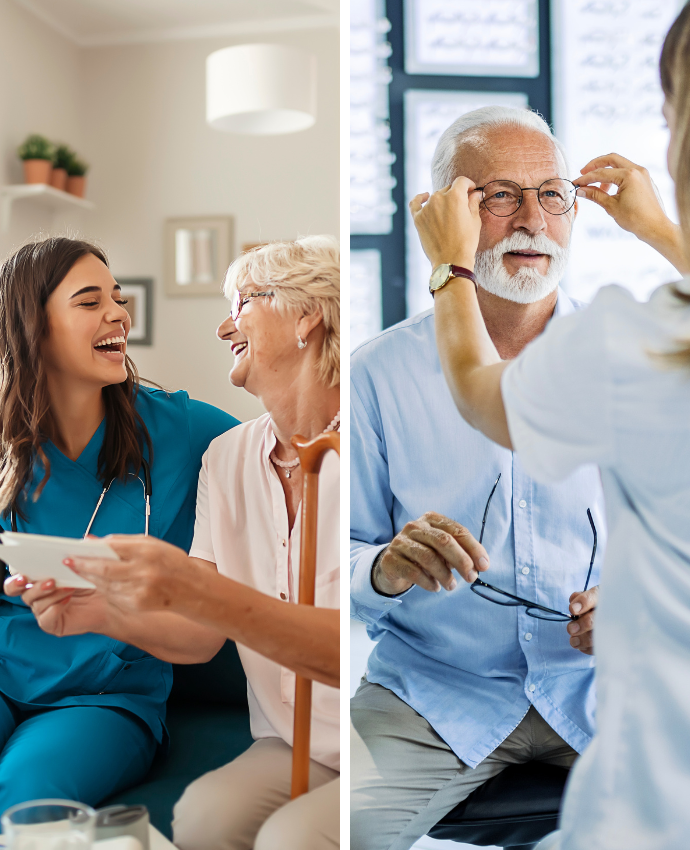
[0,6,339,422]
[81,29,339,422]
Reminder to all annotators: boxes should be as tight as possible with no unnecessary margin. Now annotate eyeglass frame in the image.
[230,289,275,322]
[474,179,578,217]
[470,473,597,622]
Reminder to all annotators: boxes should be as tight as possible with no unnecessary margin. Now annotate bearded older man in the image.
[350,106,606,850]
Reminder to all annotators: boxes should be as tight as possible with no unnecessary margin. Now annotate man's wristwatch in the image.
[429,264,477,295]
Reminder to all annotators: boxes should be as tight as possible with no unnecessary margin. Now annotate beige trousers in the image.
[351,680,578,850]
[173,737,340,850]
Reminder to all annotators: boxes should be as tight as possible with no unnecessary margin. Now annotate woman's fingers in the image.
[409,192,430,215]
[573,167,627,189]
[579,152,638,174]
[4,574,27,596]
[575,185,615,211]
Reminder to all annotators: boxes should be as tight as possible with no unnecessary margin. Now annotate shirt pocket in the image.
[97,649,168,699]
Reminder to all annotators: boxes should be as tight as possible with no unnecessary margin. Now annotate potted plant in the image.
[51,144,73,192]
[66,156,88,198]
[17,134,54,184]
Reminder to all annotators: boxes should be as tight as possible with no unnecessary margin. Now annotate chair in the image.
[427,761,569,849]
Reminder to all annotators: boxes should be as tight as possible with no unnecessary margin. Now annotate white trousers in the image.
[172,737,339,850]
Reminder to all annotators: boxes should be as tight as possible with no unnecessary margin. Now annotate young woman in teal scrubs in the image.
[0,237,237,813]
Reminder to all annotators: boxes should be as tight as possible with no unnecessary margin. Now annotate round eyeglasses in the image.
[470,473,597,622]
[230,289,275,322]
[476,179,577,217]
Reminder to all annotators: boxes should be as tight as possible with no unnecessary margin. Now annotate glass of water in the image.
[1,800,96,850]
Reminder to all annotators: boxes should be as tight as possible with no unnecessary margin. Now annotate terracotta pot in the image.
[66,176,86,198]
[50,168,68,191]
[23,159,52,184]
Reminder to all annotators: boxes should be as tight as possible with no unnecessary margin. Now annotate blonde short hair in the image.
[223,236,340,388]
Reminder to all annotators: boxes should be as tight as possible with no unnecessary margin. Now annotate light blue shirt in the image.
[350,290,606,767]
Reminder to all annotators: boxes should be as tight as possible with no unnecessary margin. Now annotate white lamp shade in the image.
[206,43,317,135]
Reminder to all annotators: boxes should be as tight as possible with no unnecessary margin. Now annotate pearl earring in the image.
[297,336,307,349]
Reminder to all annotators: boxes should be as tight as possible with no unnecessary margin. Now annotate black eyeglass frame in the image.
[474,179,578,217]
[230,290,276,322]
[470,473,597,622]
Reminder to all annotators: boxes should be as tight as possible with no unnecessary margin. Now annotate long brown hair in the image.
[659,4,690,366]
[0,237,152,518]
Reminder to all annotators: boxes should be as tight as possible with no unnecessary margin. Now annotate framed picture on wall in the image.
[164,215,234,297]
[117,278,153,346]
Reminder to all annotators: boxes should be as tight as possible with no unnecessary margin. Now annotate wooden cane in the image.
[290,429,340,800]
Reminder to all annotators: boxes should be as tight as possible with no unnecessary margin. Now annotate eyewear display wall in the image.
[351,0,685,343]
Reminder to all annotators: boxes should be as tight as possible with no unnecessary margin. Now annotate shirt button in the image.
[282,539,287,547]
[525,633,532,641]
[529,684,536,693]
[280,592,287,600]
[519,499,527,508]
[521,567,530,575]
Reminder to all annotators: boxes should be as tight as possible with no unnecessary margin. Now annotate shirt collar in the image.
[553,285,578,319]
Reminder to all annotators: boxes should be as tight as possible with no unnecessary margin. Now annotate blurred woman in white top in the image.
[408,6,690,848]
[69,236,340,850]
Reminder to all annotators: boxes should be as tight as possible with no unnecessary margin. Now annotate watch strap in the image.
[449,265,477,290]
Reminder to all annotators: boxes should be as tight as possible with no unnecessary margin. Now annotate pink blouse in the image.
[190,413,340,770]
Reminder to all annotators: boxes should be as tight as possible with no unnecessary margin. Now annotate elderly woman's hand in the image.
[409,176,482,272]
[65,536,196,615]
[573,153,688,274]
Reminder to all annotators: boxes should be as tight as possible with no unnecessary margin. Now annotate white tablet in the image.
[0,532,120,590]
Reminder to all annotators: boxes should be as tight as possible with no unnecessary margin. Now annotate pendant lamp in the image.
[206,43,317,135]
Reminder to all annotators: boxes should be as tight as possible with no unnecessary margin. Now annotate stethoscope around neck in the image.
[10,458,152,538]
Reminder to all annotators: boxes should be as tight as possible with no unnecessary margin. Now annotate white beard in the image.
[474,232,570,304]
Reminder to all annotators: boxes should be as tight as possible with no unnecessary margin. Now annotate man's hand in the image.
[573,153,688,274]
[3,574,107,637]
[567,586,598,656]
[409,177,482,271]
[372,512,489,596]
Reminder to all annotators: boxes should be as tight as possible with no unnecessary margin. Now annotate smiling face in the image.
[41,253,131,389]
[217,284,307,399]
[452,125,575,302]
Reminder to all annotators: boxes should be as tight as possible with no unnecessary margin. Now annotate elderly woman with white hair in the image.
[67,236,340,850]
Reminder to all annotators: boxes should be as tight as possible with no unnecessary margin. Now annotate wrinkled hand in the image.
[372,512,489,596]
[66,535,194,615]
[3,574,105,637]
[567,585,598,656]
[409,177,482,272]
[573,154,683,267]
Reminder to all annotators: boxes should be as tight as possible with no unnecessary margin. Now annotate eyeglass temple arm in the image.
[583,508,597,592]
[479,473,501,545]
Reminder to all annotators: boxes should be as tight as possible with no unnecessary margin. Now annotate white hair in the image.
[431,106,569,191]
[223,235,340,388]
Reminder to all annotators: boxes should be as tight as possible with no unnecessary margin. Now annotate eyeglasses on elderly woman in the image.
[229,289,275,322]
[470,473,597,622]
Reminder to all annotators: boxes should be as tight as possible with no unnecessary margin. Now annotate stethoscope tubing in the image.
[10,458,152,538]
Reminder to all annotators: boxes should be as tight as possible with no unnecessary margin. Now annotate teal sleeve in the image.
[185,397,241,459]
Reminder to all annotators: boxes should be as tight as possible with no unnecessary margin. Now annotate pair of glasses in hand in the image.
[470,474,597,622]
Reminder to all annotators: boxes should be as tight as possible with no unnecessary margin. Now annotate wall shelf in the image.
[0,184,94,232]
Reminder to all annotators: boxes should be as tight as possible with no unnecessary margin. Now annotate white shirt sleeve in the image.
[189,449,216,564]
[501,287,618,484]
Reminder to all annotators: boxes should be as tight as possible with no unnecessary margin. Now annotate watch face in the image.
[429,264,451,292]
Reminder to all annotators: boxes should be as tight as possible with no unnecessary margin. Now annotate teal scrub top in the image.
[0,387,238,743]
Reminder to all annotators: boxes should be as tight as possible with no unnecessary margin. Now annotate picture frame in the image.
[164,215,234,297]
[117,277,153,346]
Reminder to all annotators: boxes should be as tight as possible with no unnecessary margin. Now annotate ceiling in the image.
[13,0,339,46]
